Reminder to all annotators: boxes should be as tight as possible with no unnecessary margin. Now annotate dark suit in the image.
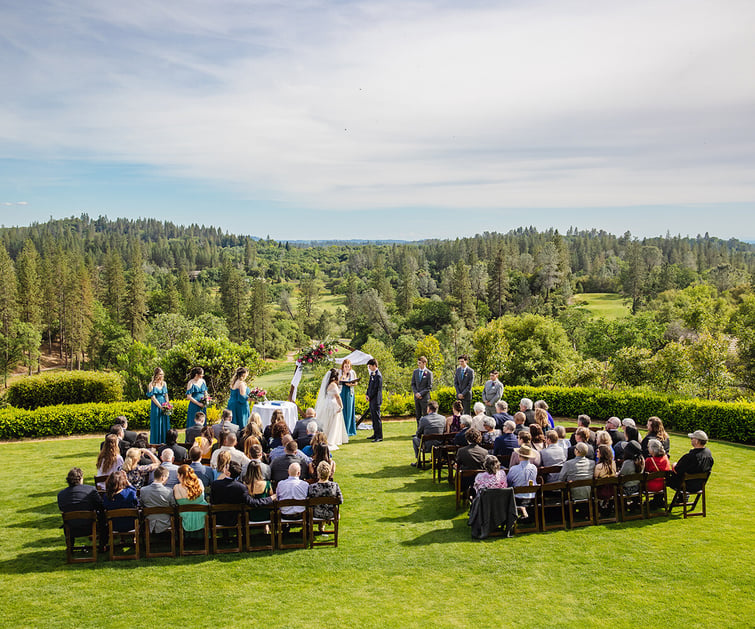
[57,484,103,537]
[454,366,474,415]
[367,368,383,440]
[270,453,301,483]
[456,444,487,470]
[210,477,273,525]
[412,412,445,457]
[212,420,239,439]
[411,368,433,423]
[160,443,188,462]
[185,425,203,447]
[292,418,317,440]
[492,432,518,456]
[492,412,513,431]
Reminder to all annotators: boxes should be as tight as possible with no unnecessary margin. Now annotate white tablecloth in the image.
[252,401,299,432]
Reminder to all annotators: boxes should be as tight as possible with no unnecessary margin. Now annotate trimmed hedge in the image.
[6,371,124,410]
[0,400,189,440]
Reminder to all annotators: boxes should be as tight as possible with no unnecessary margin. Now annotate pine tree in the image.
[15,240,43,373]
[219,257,249,340]
[0,244,19,385]
[103,250,126,323]
[124,241,148,340]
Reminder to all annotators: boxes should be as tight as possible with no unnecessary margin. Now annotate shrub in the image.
[6,371,124,410]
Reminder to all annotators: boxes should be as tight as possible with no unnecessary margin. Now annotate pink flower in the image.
[319,344,324,349]
[308,358,313,363]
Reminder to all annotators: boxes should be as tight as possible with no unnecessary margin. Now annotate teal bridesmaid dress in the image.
[186,381,207,429]
[227,387,251,429]
[148,384,170,444]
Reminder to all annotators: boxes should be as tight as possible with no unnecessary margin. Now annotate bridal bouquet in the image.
[161,402,174,416]
[297,340,338,366]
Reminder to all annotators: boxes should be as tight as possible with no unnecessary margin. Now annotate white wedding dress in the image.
[316,381,348,448]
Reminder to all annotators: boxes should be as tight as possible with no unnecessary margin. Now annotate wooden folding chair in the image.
[455,469,482,510]
[668,472,710,518]
[308,497,341,548]
[593,477,619,524]
[246,503,276,552]
[416,433,444,470]
[106,508,140,560]
[62,511,98,564]
[566,479,594,528]
[539,481,567,531]
[142,507,177,558]
[445,448,459,485]
[513,483,541,534]
[94,475,110,495]
[432,443,453,482]
[178,504,210,556]
[643,471,669,518]
[276,499,309,550]
[536,465,562,485]
[496,454,512,471]
[210,504,245,554]
[617,474,644,521]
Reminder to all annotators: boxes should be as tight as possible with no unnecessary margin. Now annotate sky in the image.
[1,0,754,241]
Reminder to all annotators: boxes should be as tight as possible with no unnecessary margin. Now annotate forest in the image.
[1,214,755,404]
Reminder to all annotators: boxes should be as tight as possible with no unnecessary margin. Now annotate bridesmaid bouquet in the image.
[204,394,215,408]
[249,387,267,402]
[297,339,338,366]
[161,402,174,416]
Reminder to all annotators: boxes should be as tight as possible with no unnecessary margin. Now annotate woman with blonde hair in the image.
[226,367,250,429]
[194,424,217,464]
[147,367,170,444]
[534,407,550,432]
[174,464,208,534]
[121,446,160,490]
[529,424,546,451]
[96,434,123,490]
[239,417,263,453]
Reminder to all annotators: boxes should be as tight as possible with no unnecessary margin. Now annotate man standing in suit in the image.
[365,358,383,442]
[454,355,474,415]
[482,370,503,416]
[411,356,433,424]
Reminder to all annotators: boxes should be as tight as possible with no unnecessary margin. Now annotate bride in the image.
[314,368,348,448]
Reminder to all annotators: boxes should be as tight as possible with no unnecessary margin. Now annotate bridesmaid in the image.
[185,367,208,430]
[339,358,358,437]
[227,367,251,429]
[148,367,170,444]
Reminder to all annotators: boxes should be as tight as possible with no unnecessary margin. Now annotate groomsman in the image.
[365,358,383,442]
[454,355,474,415]
[411,356,433,424]
[482,370,503,416]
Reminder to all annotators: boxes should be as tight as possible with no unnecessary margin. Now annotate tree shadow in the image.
[399,517,470,546]
[52,450,94,460]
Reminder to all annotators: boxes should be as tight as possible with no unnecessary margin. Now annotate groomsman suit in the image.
[366,367,383,441]
[411,366,433,423]
[454,364,475,415]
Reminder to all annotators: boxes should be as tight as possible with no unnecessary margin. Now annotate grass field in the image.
[2,424,754,628]
[573,292,630,319]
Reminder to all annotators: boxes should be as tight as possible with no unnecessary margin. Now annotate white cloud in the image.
[1,0,754,214]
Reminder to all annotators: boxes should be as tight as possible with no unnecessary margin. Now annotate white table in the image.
[252,401,299,432]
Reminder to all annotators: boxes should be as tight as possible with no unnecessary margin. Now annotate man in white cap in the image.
[668,430,714,493]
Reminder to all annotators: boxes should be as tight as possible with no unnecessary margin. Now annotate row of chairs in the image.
[62,497,340,563]
[459,470,709,534]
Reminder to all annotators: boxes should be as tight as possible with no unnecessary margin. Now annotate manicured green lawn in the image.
[1,422,753,628]
[573,292,630,319]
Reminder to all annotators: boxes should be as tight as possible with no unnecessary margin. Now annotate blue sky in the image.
[1,0,754,240]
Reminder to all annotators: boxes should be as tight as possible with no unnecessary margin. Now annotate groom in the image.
[365,358,383,442]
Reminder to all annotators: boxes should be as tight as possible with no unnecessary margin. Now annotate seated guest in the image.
[509,431,541,467]
[492,400,514,431]
[310,441,334,479]
[604,417,625,446]
[642,416,670,458]
[308,460,344,523]
[159,428,188,462]
[185,412,206,447]
[644,438,672,495]
[247,443,271,480]
[569,414,596,447]
[121,446,160,490]
[512,411,527,434]
[238,413,264,452]
[188,446,213,487]
[243,434,264,460]
[160,448,180,488]
[594,444,617,513]
[211,461,253,525]
[534,400,555,429]
[473,455,508,495]
[480,416,500,447]
[114,416,137,447]
[212,409,239,439]
[103,470,138,532]
[667,430,714,493]
[453,415,472,447]
[139,466,177,534]
[276,462,309,515]
[174,464,208,535]
[412,400,446,463]
[243,460,273,507]
[558,442,595,500]
[96,434,123,490]
[595,430,614,459]
[270,440,305,483]
[556,425,571,455]
[529,424,546,451]
[614,425,640,464]
[534,407,550,433]
[269,434,292,462]
[470,402,488,432]
[57,467,103,538]
[210,431,251,471]
[292,407,318,440]
[621,418,637,440]
[297,421,318,451]
[618,440,645,495]
[519,398,536,426]
[456,428,488,471]
[264,411,289,448]
[304,431,327,458]
[506,444,538,502]
[445,400,464,433]
[539,430,567,482]
[567,427,595,461]
[101,424,128,458]
[493,420,518,457]
[194,424,217,463]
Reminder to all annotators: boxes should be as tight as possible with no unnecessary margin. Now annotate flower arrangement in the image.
[249,386,267,402]
[297,340,338,366]
[203,394,215,408]
[161,402,174,416]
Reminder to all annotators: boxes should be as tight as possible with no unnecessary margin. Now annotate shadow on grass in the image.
[8,514,61,530]
[52,450,94,460]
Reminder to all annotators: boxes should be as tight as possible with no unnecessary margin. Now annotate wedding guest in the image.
[519,398,536,426]
[594,444,617,513]
[297,421,319,452]
[174,464,208,536]
[618,440,645,495]
[453,415,472,446]
[604,417,625,446]
[103,471,138,532]
[210,431,251,471]
[185,412,206,447]
[559,442,595,501]
[212,409,239,439]
[268,415,290,449]
[445,400,464,433]
[508,431,542,466]
[642,416,670,457]
[139,466,177,535]
[188,446,213,487]
[471,402,487,432]
[567,427,595,461]
[534,407,550,433]
[276,462,309,516]
[227,367,251,429]
[480,416,499,447]
[308,460,344,523]
[113,416,137,448]
[529,424,546,451]
[194,424,217,464]
[455,428,488,471]
[58,467,103,538]
[493,420,518,456]
[644,438,672,494]
[492,400,513,431]
[185,366,208,430]
[668,430,714,493]
[292,408,317,440]
[159,428,188,462]
[473,455,508,495]
[247,443,271,480]
[556,425,571,455]
[539,431,567,482]
[239,417,263,453]
[534,399,555,429]
[96,434,123,490]
[614,425,640,464]
[160,448,181,488]
[311,441,334,479]
[243,460,274,524]
[147,367,170,445]
[121,447,160,490]
[506,444,538,500]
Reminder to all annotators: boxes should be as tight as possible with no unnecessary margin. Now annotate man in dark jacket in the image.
[668,430,714,493]
[58,467,103,538]
[211,461,274,525]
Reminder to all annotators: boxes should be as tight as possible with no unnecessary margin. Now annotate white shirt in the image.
[210,446,251,470]
[276,476,309,514]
